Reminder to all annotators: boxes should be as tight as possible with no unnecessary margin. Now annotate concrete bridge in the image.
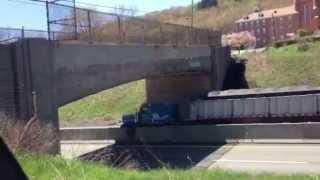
[0,38,233,153]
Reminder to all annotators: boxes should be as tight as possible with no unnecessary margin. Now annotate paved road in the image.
[61,140,114,159]
[60,141,320,174]
[209,144,320,174]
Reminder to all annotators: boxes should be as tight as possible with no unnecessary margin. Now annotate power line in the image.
[7,0,46,6]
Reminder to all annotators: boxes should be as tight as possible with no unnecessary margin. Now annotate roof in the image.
[236,5,298,23]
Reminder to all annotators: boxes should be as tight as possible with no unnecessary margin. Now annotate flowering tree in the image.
[222,31,256,50]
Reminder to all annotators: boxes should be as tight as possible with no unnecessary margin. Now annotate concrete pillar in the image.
[146,46,232,119]
[26,39,60,154]
[0,45,15,118]
[0,39,59,154]
[210,46,231,90]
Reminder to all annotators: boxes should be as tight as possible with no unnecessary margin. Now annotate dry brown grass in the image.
[147,0,292,32]
[0,113,58,154]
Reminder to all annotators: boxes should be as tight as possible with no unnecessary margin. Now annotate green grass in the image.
[245,42,320,88]
[17,153,320,180]
[59,80,146,125]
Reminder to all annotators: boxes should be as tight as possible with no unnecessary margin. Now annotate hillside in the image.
[147,0,292,32]
[59,80,145,126]
[245,42,320,88]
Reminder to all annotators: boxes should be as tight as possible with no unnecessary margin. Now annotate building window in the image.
[279,17,283,22]
[256,28,261,34]
[262,28,266,34]
[262,19,266,26]
[304,5,311,24]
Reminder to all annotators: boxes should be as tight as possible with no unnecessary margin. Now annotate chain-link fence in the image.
[47,1,221,45]
[0,27,67,45]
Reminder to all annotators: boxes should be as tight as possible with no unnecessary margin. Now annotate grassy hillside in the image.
[18,153,320,180]
[245,42,320,88]
[147,0,292,32]
[59,80,146,126]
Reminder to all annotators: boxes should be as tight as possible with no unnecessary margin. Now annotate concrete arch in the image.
[53,43,214,107]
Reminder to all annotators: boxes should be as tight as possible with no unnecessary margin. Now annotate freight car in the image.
[122,86,320,127]
[189,94,320,124]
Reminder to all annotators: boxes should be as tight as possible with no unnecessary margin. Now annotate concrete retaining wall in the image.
[60,123,320,144]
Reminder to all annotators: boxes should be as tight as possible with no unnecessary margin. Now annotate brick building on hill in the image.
[234,0,319,47]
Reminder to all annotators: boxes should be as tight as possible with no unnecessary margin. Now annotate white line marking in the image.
[212,159,308,164]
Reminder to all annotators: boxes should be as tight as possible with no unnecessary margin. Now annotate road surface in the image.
[209,144,320,174]
[60,140,320,174]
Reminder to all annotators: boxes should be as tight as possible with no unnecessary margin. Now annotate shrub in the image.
[297,41,310,52]
[297,29,313,37]
[197,0,218,9]
[273,39,297,48]
[0,113,58,154]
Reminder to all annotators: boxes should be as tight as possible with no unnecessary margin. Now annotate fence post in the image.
[142,20,145,44]
[175,27,179,46]
[87,10,93,43]
[117,16,121,44]
[73,2,78,40]
[46,1,51,41]
[159,25,164,44]
[21,26,25,40]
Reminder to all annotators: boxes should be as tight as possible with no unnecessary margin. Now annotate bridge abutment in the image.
[146,46,232,119]
[0,39,60,154]
[1,39,230,154]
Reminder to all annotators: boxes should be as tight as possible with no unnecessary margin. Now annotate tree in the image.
[197,0,218,9]
[222,31,256,52]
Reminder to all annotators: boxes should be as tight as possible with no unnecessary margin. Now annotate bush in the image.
[311,36,320,42]
[297,42,310,52]
[0,113,58,154]
[197,0,218,9]
[273,41,285,48]
[273,39,297,48]
[297,29,313,37]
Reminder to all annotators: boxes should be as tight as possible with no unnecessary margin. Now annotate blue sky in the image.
[0,0,200,30]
